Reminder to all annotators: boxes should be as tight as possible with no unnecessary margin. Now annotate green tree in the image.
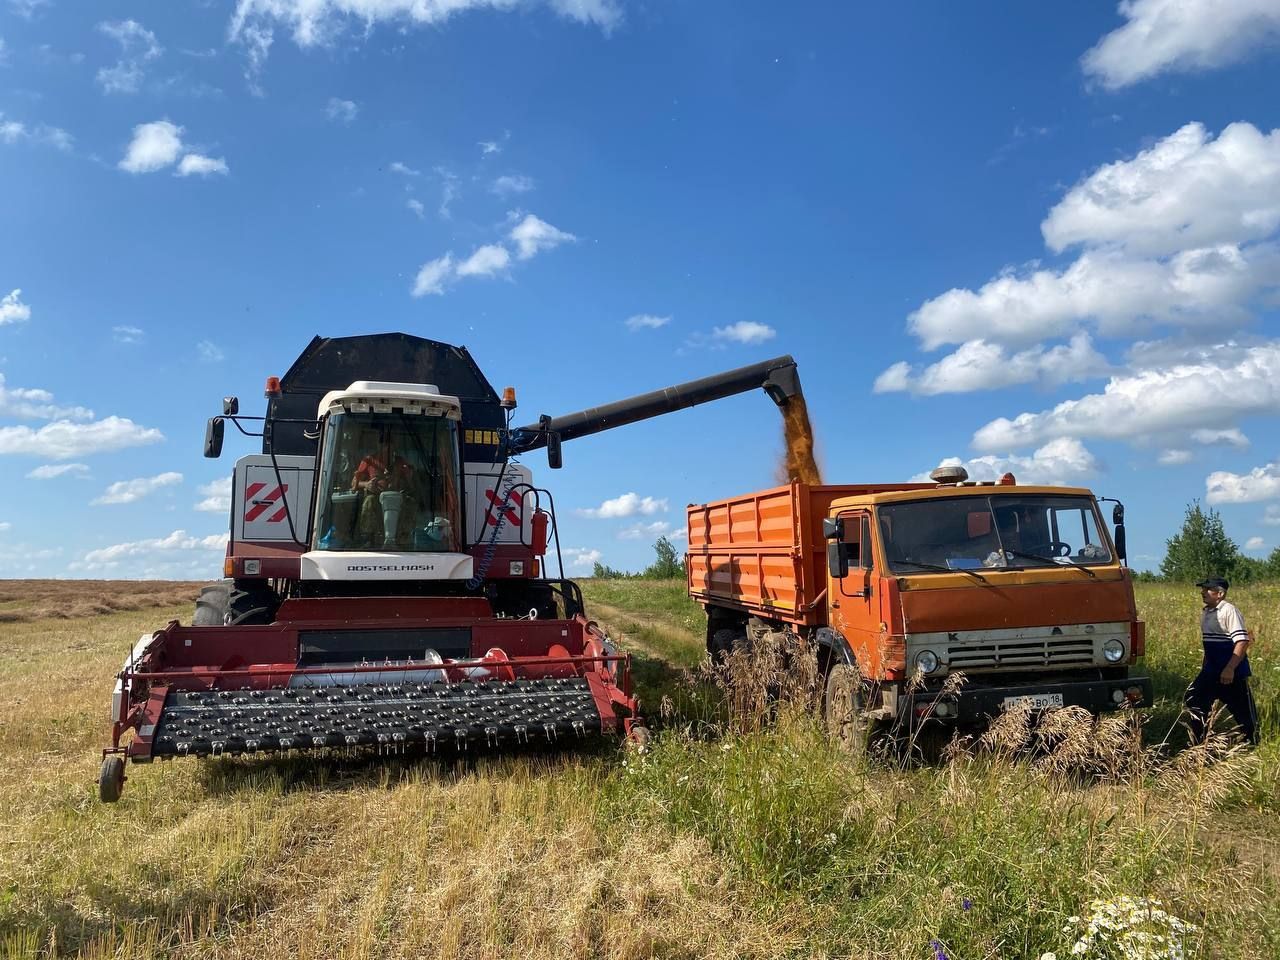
[1160,501,1240,582]
[643,536,686,579]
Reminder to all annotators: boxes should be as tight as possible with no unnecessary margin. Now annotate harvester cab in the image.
[99,333,805,802]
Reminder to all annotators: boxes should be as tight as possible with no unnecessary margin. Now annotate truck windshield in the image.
[878,494,1111,573]
[312,411,462,552]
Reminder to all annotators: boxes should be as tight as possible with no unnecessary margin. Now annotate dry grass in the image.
[0,581,198,624]
[0,578,1276,959]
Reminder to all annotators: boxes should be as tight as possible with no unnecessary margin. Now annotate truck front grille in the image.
[945,636,1095,671]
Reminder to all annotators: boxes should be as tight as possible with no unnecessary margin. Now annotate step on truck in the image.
[686,467,1152,750]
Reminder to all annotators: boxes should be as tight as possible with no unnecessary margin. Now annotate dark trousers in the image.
[1184,671,1259,745]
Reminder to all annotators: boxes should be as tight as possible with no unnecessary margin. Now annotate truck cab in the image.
[822,481,1149,726]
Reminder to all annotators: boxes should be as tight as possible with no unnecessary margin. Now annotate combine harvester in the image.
[100,333,803,801]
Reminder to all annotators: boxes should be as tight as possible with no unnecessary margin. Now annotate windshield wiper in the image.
[1004,548,1096,578]
[893,559,988,584]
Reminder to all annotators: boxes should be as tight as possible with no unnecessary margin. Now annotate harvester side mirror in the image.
[204,417,224,459]
[1114,523,1127,563]
[1112,503,1125,525]
[546,430,563,469]
[822,517,844,540]
[222,396,239,416]
[827,541,848,579]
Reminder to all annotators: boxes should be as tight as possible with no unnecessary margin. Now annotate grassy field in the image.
[0,579,1276,959]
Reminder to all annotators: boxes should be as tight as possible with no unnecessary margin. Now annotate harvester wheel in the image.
[99,755,125,803]
[192,580,231,625]
[824,664,871,758]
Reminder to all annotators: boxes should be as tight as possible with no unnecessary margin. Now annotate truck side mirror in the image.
[222,396,240,416]
[827,541,848,579]
[822,517,843,540]
[546,431,563,469]
[1112,503,1124,525]
[1114,523,1127,562]
[204,417,224,459]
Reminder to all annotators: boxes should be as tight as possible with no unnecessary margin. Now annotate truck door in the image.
[829,511,879,676]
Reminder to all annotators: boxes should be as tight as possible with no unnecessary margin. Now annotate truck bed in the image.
[686,482,927,626]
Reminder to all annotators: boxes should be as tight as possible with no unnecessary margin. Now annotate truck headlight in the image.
[1103,639,1125,663]
[915,650,940,674]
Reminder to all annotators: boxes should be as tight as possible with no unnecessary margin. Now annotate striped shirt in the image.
[1201,599,1251,678]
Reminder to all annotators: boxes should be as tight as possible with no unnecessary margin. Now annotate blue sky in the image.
[3,0,1280,578]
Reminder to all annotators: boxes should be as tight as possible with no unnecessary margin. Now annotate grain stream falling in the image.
[781,395,822,485]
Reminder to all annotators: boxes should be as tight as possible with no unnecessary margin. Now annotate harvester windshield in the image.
[878,494,1112,572]
[313,412,462,552]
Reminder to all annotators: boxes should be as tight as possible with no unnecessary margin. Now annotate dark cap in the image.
[1195,576,1230,591]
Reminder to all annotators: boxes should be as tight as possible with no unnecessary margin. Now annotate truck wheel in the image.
[710,628,739,661]
[192,580,231,625]
[99,755,125,803]
[825,664,870,757]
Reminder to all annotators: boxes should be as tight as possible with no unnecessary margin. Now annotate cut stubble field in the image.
[0,579,1277,960]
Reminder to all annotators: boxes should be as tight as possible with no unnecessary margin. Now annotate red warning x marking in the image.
[244,481,290,523]
[484,487,522,527]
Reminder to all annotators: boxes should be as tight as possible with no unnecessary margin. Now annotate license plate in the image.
[1002,693,1063,711]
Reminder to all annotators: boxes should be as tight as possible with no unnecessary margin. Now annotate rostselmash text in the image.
[346,564,436,572]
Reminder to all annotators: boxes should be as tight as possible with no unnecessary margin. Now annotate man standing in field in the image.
[1184,577,1259,746]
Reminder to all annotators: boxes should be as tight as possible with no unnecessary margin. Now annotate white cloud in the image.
[197,339,225,362]
[1205,463,1280,505]
[0,375,93,421]
[389,160,420,176]
[0,289,30,325]
[618,520,686,541]
[971,341,1280,452]
[0,114,72,151]
[73,528,228,572]
[1158,449,1193,466]
[875,334,1110,396]
[229,1,617,84]
[407,198,425,219]
[915,438,1100,487]
[27,462,89,479]
[872,361,911,394]
[563,546,603,569]
[625,314,671,331]
[456,244,511,278]
[119,120,183,173]
[478,140,501,156]
[1042,123,1280,257]
[509,213,575,259]
[0,521,9,532]
[490,174,534,196]
[92,471,183,506]
[0,417,163,459]
[1245,536,1265,551]
[195,476,232,513]
[1081,0,1280,90]
[112,325,144,343]
[9,1,52,20]
[907,244,1280,350]
[436,167,459,219]
[96,19,163,94]
[325,97,358,123]
[577,492,667,519]
[176,153,228,177]
[411,253,455,297]
[712,321,776,345]
[1191,427,1249,448]
[1263,505,1280,526]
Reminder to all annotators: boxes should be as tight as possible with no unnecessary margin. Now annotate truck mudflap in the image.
[913,675,1154,724]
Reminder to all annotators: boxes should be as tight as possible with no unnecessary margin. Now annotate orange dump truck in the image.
[686,468,1151,742]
